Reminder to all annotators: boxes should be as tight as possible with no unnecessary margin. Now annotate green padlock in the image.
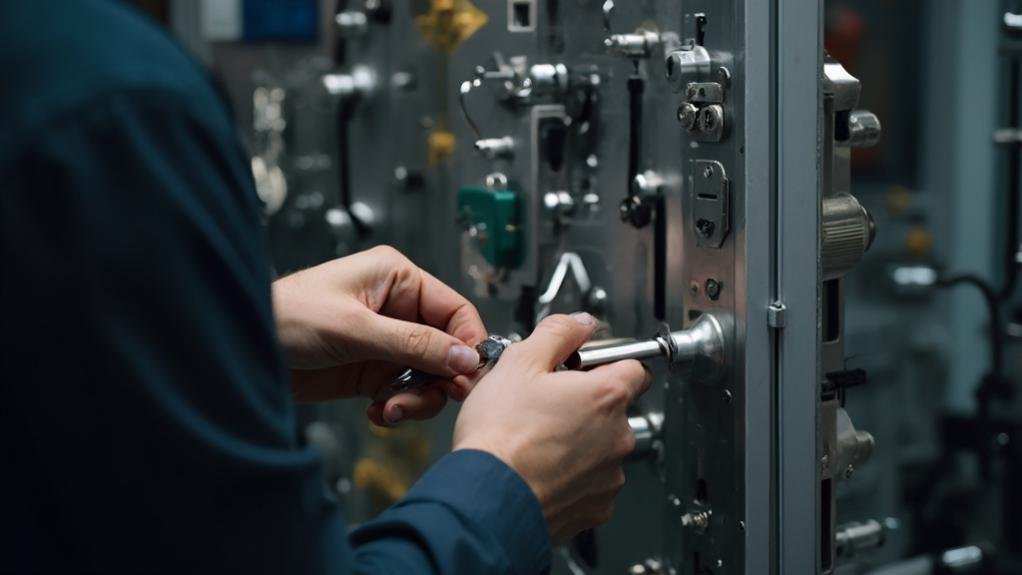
[457,186,523,269]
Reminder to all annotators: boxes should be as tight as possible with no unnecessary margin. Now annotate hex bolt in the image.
[705,278,722,300]
[696,218,715,238]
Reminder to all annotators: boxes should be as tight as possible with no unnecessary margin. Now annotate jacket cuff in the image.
[402,449,551,574]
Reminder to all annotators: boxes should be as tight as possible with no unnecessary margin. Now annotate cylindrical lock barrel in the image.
[822,193,875,280]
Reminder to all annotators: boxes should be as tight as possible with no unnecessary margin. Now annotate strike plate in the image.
[691,159,731,248]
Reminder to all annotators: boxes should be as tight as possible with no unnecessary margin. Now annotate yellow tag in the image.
[416,0,488,54]
[428,130,457,165]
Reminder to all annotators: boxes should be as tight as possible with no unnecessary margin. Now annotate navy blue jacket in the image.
[0,1,549,573]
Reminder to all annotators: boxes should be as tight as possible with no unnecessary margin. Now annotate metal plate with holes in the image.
[691,160,731,248]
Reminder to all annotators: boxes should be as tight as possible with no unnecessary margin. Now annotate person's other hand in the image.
[272,246,487,426]
[452,313,652,544]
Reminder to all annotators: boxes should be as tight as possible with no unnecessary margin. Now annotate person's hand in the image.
[452,313,652,544]
[272,246,488,426]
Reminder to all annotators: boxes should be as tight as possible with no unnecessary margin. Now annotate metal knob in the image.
[544,191,576,216]
[822,193,875,280]
[605,29,660,58]
[322,66,376,101]
[335,11,368,36]
[835,518,898,559]
[565,314,727,384]
[631,170,666,198]
[474,136,515,159]
[528,63,570,96]
[847,110,882,148]
[628,412,664,457]
[665,45,711,92]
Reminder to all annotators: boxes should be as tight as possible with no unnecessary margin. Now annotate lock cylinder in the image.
[822,193,875,280]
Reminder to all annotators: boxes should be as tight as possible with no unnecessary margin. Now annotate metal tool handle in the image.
[564,314,726,383]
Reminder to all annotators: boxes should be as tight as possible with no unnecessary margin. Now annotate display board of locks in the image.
[201,0,882,572]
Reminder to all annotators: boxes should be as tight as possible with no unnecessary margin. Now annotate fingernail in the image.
[571,312,595,326]
[447,344,480,374]
[385,405,404,425]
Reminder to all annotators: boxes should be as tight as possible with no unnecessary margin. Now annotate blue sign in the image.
[243,0,319,42]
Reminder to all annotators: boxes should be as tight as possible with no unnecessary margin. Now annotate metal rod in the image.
[565,338,665,369]
[563,314,727,384]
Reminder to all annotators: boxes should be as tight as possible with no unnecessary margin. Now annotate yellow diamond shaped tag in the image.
[416,0,488,54]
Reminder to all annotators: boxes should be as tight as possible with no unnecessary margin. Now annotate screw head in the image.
[677,102,699,130]
[722,389,733,404]
[699,106,718,131]
[702,165,714,179]
[620,197,652,228]
[844,464,855,479]
[696,218,715,238]
[705,278,722,300]
[716,66,731,86]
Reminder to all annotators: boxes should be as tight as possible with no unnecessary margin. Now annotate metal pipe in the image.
[566,338,665,369]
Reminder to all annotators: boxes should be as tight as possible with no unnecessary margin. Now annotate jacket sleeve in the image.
[350,450,552,575]
[0,82,550,575]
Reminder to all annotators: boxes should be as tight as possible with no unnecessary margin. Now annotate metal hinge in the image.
[767,301,787,329]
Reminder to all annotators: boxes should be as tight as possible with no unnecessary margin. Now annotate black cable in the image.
[937,274,1003,377]
[331,0,369,239]
[336,101,370,239]
[937,273,1005,480]
[619,71,651,229]
[626,72,644,188]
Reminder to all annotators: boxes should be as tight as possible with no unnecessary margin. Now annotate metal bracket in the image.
[690,160,731,248]
[685,82,724,104]
[767,302,787,329]
[666,43,729,142]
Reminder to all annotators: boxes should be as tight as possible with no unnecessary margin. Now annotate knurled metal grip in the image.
[822,193,875,280]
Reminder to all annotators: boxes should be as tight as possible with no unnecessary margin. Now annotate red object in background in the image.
[826,5,884,172]
[826,6,867,70]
